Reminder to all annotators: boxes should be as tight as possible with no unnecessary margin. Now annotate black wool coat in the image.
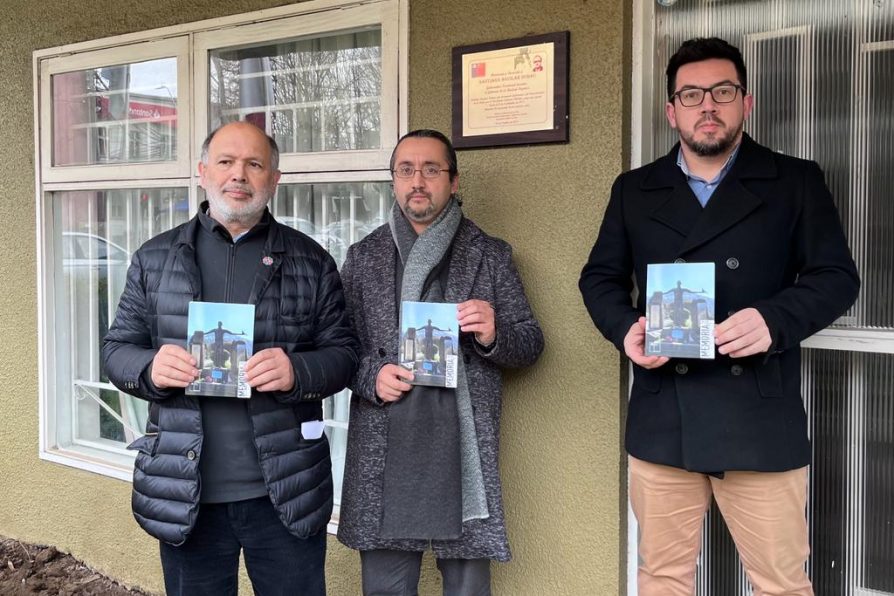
[102,213,358,545]
[579,134,859,473]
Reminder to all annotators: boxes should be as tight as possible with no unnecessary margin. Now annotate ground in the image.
[0,538,152,596]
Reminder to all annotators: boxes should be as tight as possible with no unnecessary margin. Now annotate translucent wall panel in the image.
[650,0,894,329]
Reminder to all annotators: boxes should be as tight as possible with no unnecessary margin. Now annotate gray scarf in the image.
[379,198,489,540]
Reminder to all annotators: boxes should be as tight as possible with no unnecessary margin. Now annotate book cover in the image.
[186,301,255,398]
[399,301,459,388]
[645,262,716,359]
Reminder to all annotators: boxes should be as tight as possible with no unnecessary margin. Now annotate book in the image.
[185,301,255,398]
[399,301,459,388]
[645,262,715,359]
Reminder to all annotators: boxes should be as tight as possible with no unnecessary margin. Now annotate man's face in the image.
[198,122,281,229]
[392,137,458,232]
[665,58,753,157]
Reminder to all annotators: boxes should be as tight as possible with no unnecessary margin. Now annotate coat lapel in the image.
[677,135,777,254]
[444,220,483,304]
[677,178,763,254]
[644,135,778,256]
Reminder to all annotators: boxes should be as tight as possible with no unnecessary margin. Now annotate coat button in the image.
[378,347,387,357]
[675,363,689,375]
[726,257,740,270]
[731,365,744,376]
[187,450,196,461]
[674,258,686,264]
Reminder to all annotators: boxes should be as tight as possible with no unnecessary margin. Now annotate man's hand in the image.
[375,364,414,403]
[624,317,669,369]
[457,299,496,346]
[245,348,295,392]
[151,344,198,389]
[714,307,772,358]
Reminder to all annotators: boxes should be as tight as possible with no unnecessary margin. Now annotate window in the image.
[36,0,405,527]
[632,1,894,594]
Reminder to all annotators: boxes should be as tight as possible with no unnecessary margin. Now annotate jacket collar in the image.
[640,133,776,191]
[642,134,779,255]
[172,202,286,303]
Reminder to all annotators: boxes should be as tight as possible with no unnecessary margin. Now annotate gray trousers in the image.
[360,549,492,596]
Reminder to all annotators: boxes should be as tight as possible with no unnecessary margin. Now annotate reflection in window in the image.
[52,188,189,451]
[52,58,178,166]
[209,28,382,152]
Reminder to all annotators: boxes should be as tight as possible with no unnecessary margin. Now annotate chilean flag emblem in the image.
[470,62,486,78]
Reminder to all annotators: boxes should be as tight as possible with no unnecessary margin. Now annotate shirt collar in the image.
[676,143,741,184]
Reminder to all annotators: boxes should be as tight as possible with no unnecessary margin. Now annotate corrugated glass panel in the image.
[649,0,894,329]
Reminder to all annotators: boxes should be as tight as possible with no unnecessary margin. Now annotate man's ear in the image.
[197,161,207,187]
[743,93,754,121]
[665,101,678,129]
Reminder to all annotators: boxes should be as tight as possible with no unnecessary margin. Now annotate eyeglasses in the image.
[670,83,745,107]
[392,164,450,179]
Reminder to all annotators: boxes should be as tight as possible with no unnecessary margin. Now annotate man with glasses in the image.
[337,129,543,595]
[580,38,858,595]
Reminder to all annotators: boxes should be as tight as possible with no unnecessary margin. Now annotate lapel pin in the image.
[262,256,274,266]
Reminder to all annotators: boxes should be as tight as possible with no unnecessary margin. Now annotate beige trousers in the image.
[629,456,814,596]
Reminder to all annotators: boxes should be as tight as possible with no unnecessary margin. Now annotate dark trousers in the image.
[360,549,491,596]
[160,496,326,596]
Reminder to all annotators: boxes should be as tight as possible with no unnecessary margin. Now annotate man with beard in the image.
[102,121,358,595]
[579,38,858,596]
[337,129,543,594]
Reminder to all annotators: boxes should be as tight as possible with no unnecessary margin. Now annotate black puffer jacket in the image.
[102,213,358,545]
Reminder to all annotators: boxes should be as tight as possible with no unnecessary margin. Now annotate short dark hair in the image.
[666,37,748,100]
[201,121,280,170]
[389,129,458,182]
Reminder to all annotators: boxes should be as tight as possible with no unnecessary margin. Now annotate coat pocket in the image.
[754,358,784,398]
[127,433,159,456]
[632,365,662,393]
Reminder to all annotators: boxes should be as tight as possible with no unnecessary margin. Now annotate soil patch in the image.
[0,537,153,595]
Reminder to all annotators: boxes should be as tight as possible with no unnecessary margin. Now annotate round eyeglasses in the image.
[670,83,745,107]
[392,164,450,179]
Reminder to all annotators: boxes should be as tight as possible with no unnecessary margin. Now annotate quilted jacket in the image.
[102,212,358,545]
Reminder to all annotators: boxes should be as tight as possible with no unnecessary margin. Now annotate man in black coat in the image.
[580,38,859,596]
[102,121,357,596]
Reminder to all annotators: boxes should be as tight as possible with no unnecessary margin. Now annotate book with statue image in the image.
[185,301,255,398]
[645,262,716,359]
[399,301,459,388]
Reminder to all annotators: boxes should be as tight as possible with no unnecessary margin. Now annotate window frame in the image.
[35,0,407,488]
[193,1,400,173]
[39,36,193,184]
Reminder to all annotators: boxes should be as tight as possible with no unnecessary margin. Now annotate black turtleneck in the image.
[195,206,269,504]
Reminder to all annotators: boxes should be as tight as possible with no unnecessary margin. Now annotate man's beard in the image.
[681,115,743,157]
[206,185,272,227]
[401,190,436,222]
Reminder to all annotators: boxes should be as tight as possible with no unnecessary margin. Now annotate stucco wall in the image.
[0,0,627,594]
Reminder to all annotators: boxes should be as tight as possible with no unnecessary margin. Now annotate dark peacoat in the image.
[579,134,859,473]
[336,218,544,561]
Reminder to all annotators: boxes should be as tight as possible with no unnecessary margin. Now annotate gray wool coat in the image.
[336,217,544,561]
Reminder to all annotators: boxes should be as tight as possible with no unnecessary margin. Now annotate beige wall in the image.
[0,0,628,593]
